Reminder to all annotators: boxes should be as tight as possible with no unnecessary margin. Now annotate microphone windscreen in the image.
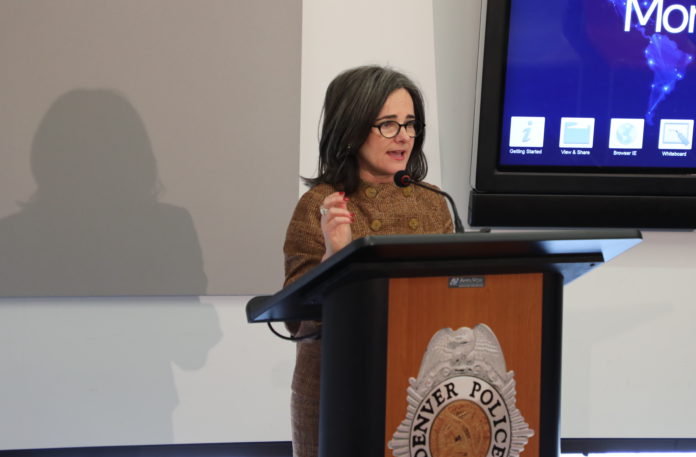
[393,170,411,188]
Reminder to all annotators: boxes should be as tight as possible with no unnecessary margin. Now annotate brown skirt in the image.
[291,321,322,457]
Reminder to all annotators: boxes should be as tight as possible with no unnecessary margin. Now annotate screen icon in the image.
[609,118,645,149]
[659,119,693,149]
[509,116,545,147]
[559,118,595,148]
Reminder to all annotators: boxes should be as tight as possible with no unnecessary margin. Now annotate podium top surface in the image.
[247,229,642,323]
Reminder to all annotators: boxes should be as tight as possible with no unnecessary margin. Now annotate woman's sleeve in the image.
[283,189,327,287]
[436,191,455,234]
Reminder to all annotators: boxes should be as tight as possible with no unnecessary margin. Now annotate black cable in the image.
[411,181,466,233]
[393,171,465,233]
[266,321,322,341]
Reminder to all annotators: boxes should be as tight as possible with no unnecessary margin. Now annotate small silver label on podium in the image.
[448,276,485,288]
[388,325,534,457]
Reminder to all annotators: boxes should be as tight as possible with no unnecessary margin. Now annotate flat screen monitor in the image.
[470,0,696,228]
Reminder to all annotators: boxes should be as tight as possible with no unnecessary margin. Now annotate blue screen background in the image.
[500,0,696,169]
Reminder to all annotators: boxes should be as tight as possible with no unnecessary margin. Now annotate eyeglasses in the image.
[372,120,424,139]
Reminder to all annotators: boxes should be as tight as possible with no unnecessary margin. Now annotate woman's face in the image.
[357,88,415,184]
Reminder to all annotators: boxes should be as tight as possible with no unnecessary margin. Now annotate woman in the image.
[283,65,453,457]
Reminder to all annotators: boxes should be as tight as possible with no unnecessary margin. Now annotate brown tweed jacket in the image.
[283,180,453,457]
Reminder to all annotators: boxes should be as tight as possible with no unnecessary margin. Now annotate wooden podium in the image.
[246,230,641,457]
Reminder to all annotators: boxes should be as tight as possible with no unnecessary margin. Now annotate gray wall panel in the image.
[0,0,301,296]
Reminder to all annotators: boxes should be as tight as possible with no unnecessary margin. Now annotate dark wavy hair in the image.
[304,65,428,195]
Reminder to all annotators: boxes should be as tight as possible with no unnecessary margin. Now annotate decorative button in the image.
[364,187,378,198]
[402,186,414,197]
[409,218,420,230]
[370,219,382,231]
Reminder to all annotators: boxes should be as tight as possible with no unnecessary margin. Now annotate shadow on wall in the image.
[0,89,207,296]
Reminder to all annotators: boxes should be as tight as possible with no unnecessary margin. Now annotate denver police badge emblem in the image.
[388,325,534,457]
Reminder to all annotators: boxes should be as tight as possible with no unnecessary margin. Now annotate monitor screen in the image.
[499,0,696,171]
[469,0,696,228]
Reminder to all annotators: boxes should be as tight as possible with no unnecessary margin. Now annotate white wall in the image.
[561,231,696,437]
[0,296,294,449]
[432,0,482,213]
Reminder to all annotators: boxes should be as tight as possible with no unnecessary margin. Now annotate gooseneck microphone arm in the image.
[394,171,465,233]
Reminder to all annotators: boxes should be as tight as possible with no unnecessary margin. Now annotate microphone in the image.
[394,170,465,233]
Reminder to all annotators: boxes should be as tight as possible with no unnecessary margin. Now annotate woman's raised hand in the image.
[319,191,354,261]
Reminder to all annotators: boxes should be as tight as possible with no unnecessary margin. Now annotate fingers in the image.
[323,214,353,230]
[324,207,354,223]
[320,191,354,260]
[321,191,349,212]
[320,192,352,221]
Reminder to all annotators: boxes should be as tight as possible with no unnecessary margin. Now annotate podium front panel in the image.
[384,273,550,457]
[319,272,563,457]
